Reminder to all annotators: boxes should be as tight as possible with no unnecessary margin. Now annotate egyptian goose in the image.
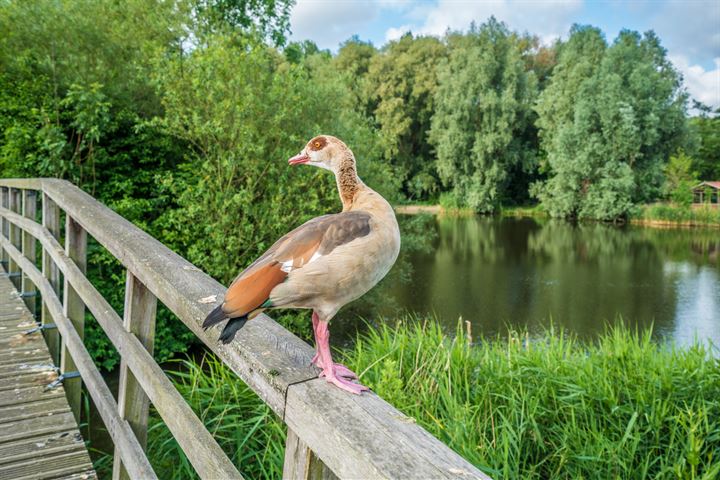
[203,135,401,394]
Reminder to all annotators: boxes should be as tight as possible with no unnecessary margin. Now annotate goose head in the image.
[288,135,353,172]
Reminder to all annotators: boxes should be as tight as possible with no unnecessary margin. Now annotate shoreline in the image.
[395,204,720,229]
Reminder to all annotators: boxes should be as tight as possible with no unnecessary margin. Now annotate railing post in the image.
[283,429,338,480]
[21,190,37,314]
[1,186,7,264]
[42,193,62,364]
[62,215,87,422]
[8,188,22,289]
[113,271,157,480]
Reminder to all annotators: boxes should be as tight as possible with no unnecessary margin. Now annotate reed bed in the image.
[114,321,719,479]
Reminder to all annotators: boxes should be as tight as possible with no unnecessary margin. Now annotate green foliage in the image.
[147,356,285,479]
[664,150,698,206]
[689,113,720,180]
[533,27,688,220]
[430,18,538,213]
[364,34,446,200]
[346,321,720,479]
[189,0,293,46]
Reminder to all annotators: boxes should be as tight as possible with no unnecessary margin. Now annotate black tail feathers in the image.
[203,304,248,343]
[202,304,227,330]
[218,316,248,344]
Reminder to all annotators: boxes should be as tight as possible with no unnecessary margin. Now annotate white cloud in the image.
[385,24,412,42]
[670,55,720,109]
[651,1,720,64]
[290,0,380,49]
[411,0,583,42]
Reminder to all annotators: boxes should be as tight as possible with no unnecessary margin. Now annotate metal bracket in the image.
[24,323,57,335]
[46,371,81,390]
[1,272,21,278]
[20,291,37,298]
[0,259,8,265]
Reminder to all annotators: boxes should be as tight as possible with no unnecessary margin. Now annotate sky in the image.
[289,0,720,109]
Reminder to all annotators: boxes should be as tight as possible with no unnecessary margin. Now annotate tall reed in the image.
[107,321,719,479]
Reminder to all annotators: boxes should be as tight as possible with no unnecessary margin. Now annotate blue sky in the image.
[289,0,720,108]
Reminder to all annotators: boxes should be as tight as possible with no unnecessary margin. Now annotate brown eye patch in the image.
[309,136,327,151]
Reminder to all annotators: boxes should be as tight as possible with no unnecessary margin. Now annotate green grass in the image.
[348,321,720,479]
[144,356,285,479]
[501,204,548,218]
[634,203,720,226]
[96,321,720,479]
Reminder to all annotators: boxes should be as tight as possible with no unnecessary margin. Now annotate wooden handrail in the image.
[0,178,490,480]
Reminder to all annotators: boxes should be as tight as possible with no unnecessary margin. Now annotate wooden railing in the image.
[0,178,489,480]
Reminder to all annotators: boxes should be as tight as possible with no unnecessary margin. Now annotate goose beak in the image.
[288,151,310,165]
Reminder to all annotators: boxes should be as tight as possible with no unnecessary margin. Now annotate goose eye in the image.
[314,141,321,148]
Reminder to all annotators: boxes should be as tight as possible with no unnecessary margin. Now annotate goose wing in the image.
[219,211,371,320]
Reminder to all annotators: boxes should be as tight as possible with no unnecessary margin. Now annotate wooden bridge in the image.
[0,178,489,480]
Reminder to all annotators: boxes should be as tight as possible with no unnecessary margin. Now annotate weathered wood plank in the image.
[0,430,87,466]
[7,188,21,290]
[285,379,490,480]
[21,189,37,315]
[0,449,94,480]
[113,271,157,480]
[284,428,339,480]
[62,215,87,423]
[42,192,61,365]
[0,241,158,480]
[0,411,78,444]
[0,349,50,367]
[0,186,7,264]
[0,358,56,379]
[1,208,243,480]
[0,397,71,424]
[0,385,65,408]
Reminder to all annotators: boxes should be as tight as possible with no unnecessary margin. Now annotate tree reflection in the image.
[379,216,720,346]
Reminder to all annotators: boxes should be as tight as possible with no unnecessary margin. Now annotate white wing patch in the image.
[280,251,324,273]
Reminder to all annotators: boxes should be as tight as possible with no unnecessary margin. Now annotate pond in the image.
[375,215,720,348]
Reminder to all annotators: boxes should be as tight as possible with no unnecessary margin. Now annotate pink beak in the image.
[288,152,310,165]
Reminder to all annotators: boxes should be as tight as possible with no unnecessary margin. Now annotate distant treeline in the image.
[0,1,718,365]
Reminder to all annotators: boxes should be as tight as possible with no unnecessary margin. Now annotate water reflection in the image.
[383,216,720,347]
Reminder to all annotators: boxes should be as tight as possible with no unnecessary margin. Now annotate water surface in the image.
[379,216,720,348]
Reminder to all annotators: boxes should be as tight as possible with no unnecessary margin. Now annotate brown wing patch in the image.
[223,262,287,318]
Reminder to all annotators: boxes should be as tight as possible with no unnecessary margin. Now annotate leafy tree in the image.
[689,111,720,180]
[533,27,687,220]
[189,0,293,46]
[364,33,446,200]
[333,37,378,116]
[663,150,698,206]
[430,19,538,212]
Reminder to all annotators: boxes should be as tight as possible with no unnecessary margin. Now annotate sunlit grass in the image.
[636,204,720,226]
[96,321,720,479]
[347,320,720,479]
[144,356,285,479]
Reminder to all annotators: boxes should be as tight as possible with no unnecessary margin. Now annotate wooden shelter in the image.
[692,181,720,207]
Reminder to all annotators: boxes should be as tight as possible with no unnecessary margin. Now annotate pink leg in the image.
[310,314,320,365]
[310,312,357,380]
[314,316,368,394]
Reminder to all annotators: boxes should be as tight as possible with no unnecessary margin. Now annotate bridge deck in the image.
[0,268,96,480]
